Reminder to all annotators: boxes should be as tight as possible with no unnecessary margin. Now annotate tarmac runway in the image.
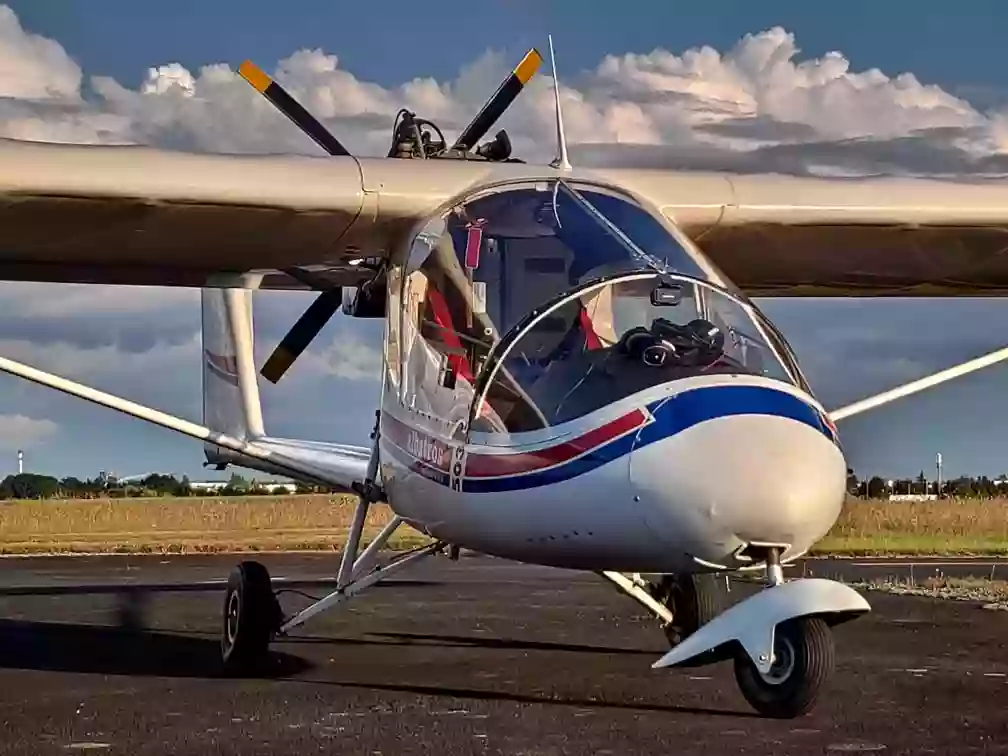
[0,553,1005,754]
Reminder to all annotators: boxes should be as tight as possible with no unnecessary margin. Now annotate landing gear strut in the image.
[650,572,725,646]
[218,412,445,672]
[599,570,728,649]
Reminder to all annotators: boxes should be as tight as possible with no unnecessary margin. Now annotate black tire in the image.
[220,561,283,674]
[733,616,834,718]
[660,573,725,647]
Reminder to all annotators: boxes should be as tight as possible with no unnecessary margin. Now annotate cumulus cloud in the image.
[0,6,81,100]
[303,323,385,382]
[0,8,1004,175]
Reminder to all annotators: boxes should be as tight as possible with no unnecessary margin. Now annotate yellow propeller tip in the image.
[514,49,543,86]
[238,60,272,93]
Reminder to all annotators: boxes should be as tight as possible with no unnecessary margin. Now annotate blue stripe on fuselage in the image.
[389,384,838,493]
[634,384,839,452]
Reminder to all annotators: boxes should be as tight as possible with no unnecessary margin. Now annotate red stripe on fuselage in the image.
[382,412,453,472]
[464,408,648,478]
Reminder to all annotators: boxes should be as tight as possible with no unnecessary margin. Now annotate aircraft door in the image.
[397,219,499,439]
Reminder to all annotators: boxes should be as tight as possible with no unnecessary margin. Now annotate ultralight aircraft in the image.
[0,38,1006,718]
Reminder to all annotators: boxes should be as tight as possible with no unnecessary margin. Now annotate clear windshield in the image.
[401,178,714,374]
[466,272,802,434]
[397,178,803,437]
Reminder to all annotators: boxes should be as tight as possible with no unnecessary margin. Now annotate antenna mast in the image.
[547,35,572,172]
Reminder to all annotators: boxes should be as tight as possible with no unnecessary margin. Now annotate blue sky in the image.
[11,0,1008,104]
[0,1,1006,482]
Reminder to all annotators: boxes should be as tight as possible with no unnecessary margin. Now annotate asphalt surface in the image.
[0,554,1004,755]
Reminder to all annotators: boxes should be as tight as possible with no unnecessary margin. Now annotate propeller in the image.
[238,48,542,383]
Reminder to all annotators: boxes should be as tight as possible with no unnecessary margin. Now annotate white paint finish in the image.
[630,411,846,568]
[652,578,871,673]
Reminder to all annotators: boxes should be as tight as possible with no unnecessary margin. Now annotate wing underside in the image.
[1,139,1008,296]
[692,222,1008,297]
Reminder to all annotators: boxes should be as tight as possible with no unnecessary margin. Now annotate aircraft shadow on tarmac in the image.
[0,619,754,718]
[0,618,313,680]
[329,629,660,656]
[314,677,758,719]
[284,631,758,718]
[0,581,759,718]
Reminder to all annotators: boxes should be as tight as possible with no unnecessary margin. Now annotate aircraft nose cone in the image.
[630,409,846,565]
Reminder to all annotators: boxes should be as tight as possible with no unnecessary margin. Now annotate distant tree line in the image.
[846,467,1008,499]
[0,472,337,500]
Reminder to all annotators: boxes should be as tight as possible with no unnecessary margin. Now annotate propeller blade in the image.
[260,288,343,384]
[451,48,542,152]
[238,60,352,157]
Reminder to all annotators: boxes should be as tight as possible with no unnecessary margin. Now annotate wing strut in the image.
[828,344,1008,422]
[0,353,342,488]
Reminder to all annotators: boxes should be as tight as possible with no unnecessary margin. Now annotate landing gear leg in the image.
[599,571,727,646]
[219,411,447,669]
[650,573,726,647]
[731,548,835,718]
[219,410,382,673]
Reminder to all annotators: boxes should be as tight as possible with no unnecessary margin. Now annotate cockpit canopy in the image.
[393,178,809,438]
[405,179,726,339]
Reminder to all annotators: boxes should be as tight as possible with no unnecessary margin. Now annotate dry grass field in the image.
[0,494,425,555]
[0,493,1006,556]
[815,497,1008,556]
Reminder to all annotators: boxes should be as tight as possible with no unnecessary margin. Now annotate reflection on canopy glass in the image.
[439,179,711,335]
[470,272,803,435]
[400,179,712,374]
[396,179,801,438]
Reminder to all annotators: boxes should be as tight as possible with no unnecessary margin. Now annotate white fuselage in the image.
[378,372,847,574]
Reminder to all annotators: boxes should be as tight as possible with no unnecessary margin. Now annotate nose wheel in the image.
[731,547,835,718]
[220,560,283,674]
[732,615,834,718]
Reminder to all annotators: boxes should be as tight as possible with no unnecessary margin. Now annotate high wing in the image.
[0,137,516,291]
[610,168,1008,297]
[1,137,1008,296]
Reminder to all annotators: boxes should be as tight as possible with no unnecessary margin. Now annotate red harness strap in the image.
[425,287,474,383]
[578,306,603,350]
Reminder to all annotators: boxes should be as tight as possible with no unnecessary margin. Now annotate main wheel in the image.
[733,616,834,718]
[658,573,725,647]
[221,560,283,674]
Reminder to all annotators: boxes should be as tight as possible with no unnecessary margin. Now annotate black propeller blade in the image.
[236,62,355,383]
[238,60,352,157]
[260,288,343,384]
[451,48,542,152]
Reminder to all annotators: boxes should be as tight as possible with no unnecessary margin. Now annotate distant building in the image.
[189,480,298,494]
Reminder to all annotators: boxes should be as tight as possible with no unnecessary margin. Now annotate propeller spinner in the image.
[238,49,542,384]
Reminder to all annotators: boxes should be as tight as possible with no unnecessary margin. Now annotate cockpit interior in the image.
[391,179,810,441]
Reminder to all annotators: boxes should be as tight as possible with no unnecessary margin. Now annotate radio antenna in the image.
[547,35,572,172]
